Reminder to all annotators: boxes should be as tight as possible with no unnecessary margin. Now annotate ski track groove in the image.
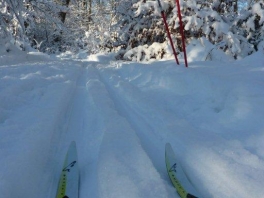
[47,63,85,198]
[64,64,107,198]
[50,63,104,198]
[97,66,164,165]
[94,64,179,197]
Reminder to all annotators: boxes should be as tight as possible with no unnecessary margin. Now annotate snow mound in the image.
[0,43,53,66]
[186,38,231,62]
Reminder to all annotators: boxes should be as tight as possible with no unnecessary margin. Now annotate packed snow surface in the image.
[0,46,264,198]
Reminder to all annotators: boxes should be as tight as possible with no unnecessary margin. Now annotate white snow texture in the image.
[0,43,264,198]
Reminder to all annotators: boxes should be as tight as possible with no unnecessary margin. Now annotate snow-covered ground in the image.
[0,44,264,198]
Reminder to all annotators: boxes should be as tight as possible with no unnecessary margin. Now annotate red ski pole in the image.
[157,0,179,65]
[175,0,188,67]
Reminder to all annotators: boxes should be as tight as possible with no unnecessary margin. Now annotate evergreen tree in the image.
[235,1,264,51]
[104,0,263,61]
[1,0,262,59]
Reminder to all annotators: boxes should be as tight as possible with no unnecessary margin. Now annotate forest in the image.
[1,0,263,61]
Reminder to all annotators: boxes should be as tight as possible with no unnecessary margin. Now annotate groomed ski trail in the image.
[51,63,105,198]
[85,64,172,198]
[93,63,183,197]
[2,56,264,198]
[51,62,174,198]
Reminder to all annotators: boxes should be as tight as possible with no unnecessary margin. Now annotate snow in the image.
[212,21,229,39]
[0,44,264,198]
[252,3,264,25]
[124,42,171,62]
[186,37,231,61]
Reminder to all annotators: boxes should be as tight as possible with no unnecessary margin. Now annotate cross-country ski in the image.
[55,141,79,198]
[165,143,200,198]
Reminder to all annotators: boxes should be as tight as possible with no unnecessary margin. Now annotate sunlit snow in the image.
[0,43,264,198]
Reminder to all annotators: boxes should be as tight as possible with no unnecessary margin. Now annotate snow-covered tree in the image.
[1,0,262,60]
[0,0,69,52]
[0,0,29,51]
[235,2,264,51]
[104,0,261,61]
[102,0,172,61]
[65,0,120,54]
[175,0,254,59]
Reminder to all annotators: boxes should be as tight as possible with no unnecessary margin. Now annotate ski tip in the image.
[66,141,78,160]
[165,142,171,149]
[69,141,77,149]
[165,142,174,154]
